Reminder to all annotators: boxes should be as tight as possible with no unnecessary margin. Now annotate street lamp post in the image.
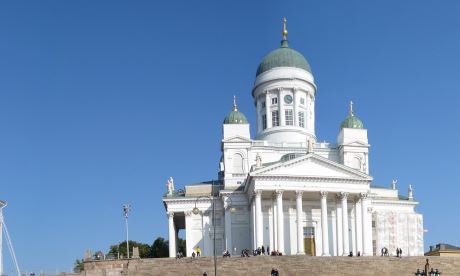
[123,203,131,259]
[415,259,441,276]
[192,191,235,276]
[192,196,215,275]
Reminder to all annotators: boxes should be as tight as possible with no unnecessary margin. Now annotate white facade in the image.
[163,30,424,258]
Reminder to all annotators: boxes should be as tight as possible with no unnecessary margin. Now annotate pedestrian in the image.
[203,273,207,276]
[271,268,279,276]
[262,245,265,255]
[267,246,270,255]
[399,248,403,258]
[196,246,201,257]
[381,247,384,256]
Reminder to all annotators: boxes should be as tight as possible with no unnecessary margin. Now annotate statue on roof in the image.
[391,179,397,190]
[255,154,262,168]
[167,177,175,195]
[408,184,413,200]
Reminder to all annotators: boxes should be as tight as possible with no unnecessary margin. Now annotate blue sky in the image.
[1,0,460,273]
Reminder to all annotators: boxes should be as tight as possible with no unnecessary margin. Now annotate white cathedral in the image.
[163,20,424,258]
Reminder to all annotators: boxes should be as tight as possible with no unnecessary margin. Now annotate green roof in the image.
[340,101,364,129]
[340,115,364,129]
[224,110,248,124]
[256,40,312,76]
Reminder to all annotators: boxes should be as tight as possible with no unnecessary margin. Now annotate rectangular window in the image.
[285,109,293,126]
[261,101,266,108]
[272,111,279,127]
[271,97,278,105]
[262,114,267,130]
[298,111,305,128]
[300,98,305,105]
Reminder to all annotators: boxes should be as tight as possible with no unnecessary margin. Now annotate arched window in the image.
[233,153,244,173]
[351,156,361,170]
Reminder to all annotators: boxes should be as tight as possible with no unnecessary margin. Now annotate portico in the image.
[247,187,372,256]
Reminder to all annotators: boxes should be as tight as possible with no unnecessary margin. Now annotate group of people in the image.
[381,247,403,257]
[222,250,231,257]
[191,246,201,258]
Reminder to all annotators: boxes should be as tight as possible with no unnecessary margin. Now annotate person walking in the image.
[271,268,279,276]
[262,245,266,255]
[196,246,201,257]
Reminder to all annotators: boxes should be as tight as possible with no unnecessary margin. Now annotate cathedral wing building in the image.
[163,20,424,257]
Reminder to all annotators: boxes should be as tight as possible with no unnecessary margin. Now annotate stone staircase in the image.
[78,256,460,276]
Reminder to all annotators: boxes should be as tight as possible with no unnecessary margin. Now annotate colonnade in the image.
[251,190,372,256]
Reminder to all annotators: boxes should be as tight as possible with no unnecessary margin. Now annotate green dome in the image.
[224,110,248,124]
[340,101,364,129]
[340,115,364,129]
[256,40,312,76]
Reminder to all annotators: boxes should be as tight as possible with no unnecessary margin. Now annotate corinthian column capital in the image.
[275,190,284,197]
[340,192,349,200]
[295,190,303,198]
[320,191,328,198]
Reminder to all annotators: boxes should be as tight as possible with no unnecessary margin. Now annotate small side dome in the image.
[224,96,249,124]
[340,101,364,129]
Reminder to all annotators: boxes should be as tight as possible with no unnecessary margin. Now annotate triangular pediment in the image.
[222,135,251,143]
[251,153,372,181]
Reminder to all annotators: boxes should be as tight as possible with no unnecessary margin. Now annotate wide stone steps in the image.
[80,256,460,276]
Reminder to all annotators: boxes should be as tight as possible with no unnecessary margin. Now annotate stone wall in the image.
[55,256,460,276]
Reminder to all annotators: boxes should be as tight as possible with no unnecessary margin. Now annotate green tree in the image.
[150,237,169,258]
[149,237,186,257]
[108,240,153,258]
[178,238,186,256]
[74,259,84,272]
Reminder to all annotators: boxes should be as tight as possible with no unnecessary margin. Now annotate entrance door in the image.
[303,227,316,256]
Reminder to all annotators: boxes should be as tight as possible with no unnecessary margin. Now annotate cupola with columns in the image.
[252,18,317,143]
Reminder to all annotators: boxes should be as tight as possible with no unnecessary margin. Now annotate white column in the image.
[256,96,261,132]
[185,211,194,257]
[276,190,284,253]
[341,192,350,256]
[293,88,298,126]
[335,197,343,256]
[278,88,285,126]
[361,193,372,256]
[251,198,256,250]
[265,91,272,128]
[168,212,176,258]
[224,197,233,252]
[355,196,363,255]
[272,195,278,250]
[255,190,263,248]
[320,191,330,256]
[296,191,304,254]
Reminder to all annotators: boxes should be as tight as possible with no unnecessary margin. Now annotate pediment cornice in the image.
[250,153,372,181]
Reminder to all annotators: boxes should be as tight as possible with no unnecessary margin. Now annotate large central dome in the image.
[256,40,312,76]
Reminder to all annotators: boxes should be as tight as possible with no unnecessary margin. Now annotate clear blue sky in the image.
[1,0,460,273]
